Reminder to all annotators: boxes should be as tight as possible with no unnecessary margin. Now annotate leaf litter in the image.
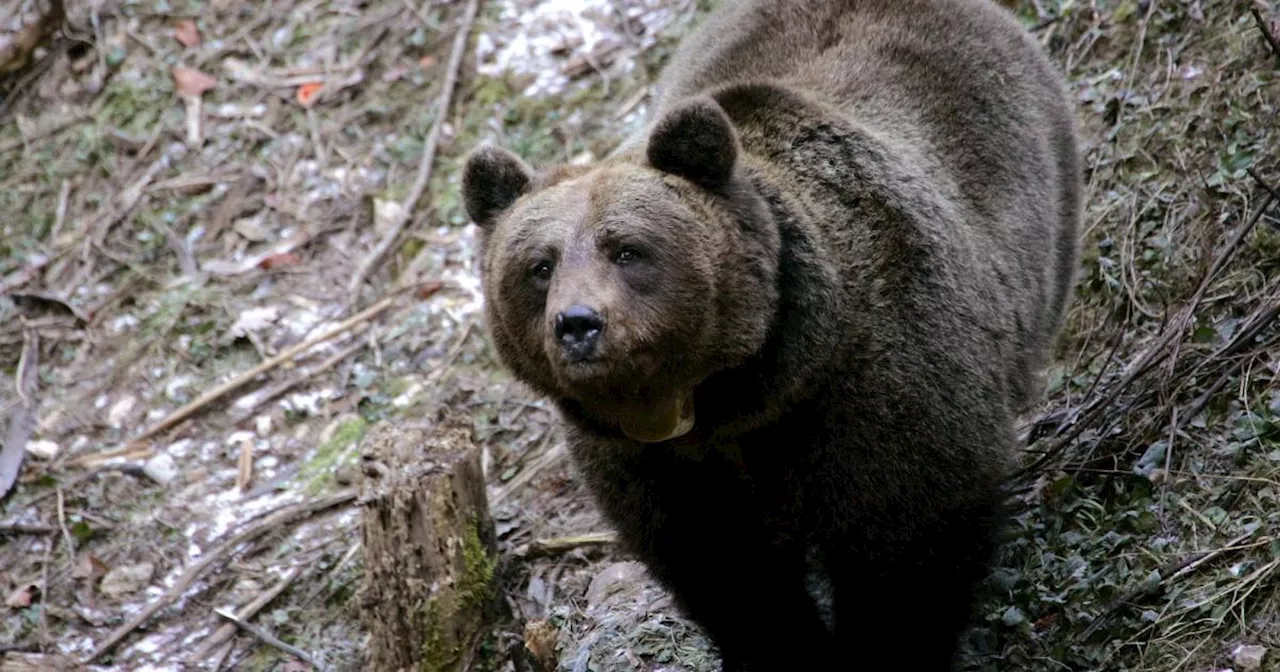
[0,0,1276,670]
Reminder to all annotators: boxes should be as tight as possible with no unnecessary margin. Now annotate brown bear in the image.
[460,0,1081,668]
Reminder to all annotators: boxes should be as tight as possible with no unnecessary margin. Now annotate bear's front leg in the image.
[580,445,834,670]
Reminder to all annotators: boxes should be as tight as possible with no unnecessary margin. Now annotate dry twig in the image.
[214,607,326,670]
[491,437,564,506]
[1,331,39,500]
[189,566,303,663]
[84,491,356,662]
[1251,7,1280,67]
[71,297,398,467]
[0,523,55,535]
[518,532,618,558]
[1013,192,1278,480]
[1077,528,1262,641]
[346,0,481,298]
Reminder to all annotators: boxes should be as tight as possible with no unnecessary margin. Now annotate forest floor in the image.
[0,0,1277,670]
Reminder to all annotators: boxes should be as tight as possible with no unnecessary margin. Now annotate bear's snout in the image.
[553,305,605,362]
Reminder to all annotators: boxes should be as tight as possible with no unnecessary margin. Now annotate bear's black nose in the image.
[554,305,604,360]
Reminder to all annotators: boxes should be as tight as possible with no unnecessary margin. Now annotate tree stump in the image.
[357,407,499,672]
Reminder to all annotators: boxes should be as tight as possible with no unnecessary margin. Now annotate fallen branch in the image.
[1251,7,1280,67]
[84,491,356,662]
[229,326,371,422]
[189,565,301,662]
[490,436,564,506]
[1247,166,1280,205]
[0,108,90,155]
[1076,528,1262,642]
[1012,192,1277,480]
[214,607,325,671]
[0,523,55,535]
[70,297,397,467]
[346,0,481,298]
[1,331,39,501]
[91,144,185,245]
[517,532,618,559]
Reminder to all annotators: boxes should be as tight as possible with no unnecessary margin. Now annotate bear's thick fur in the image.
[460,0,1081,668]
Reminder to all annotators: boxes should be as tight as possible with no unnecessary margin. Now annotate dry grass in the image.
[967,0,1280,670]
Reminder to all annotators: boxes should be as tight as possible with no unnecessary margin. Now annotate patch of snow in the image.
[164,375,194,402]
[57,634,96,655]
[227,305,281,338]
[393,381,425,408]
[168,439,194,457]
[25,439,59,459]
[233,389,265,411]
[204,487,301,540]
[107,395,137,427]
[283,389,329,416]
[143,453,180,486]
[475,0,682,96]
[108,312,139,334]
[282,305,326,339]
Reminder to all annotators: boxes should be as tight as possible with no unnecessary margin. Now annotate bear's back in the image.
[651,0,1081,411]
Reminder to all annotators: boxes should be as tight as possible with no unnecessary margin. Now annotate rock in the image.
[585,561,647,610]
[100,562,155,598]
[143,453,179,486]
[1232,644,1267,671]
[25,440,58,460]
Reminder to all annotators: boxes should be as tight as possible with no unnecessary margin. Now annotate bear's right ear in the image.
[646,96,739,189]
[461,145,534,230]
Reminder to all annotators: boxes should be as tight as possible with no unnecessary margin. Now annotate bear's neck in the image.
[687,159,849,439]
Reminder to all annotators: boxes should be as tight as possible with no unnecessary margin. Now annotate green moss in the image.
[416,521,497,672]
[458,522,496,607]
[299,417,369,495]
[418,597,455,672]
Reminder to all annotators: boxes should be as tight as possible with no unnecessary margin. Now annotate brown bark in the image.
[357,408,499,672]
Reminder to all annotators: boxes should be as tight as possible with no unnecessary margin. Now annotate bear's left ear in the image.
[461,145,535,230]
[646,96,739,189]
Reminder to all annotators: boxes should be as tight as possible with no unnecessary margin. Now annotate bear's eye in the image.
[530,260,554,282]
[614,246,643,265]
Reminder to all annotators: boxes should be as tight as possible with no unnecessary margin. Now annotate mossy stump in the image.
[357,408,498,672]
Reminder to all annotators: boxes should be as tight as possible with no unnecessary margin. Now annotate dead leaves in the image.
[5,585,33,608]
[416,280,444,300]
[295,81,323,107]
[172,19,201,48]
[172,65,216,97]
[259,252,302,270]
[172,65,215,146]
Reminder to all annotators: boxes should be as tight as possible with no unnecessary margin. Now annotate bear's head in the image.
[460,96,781,443]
